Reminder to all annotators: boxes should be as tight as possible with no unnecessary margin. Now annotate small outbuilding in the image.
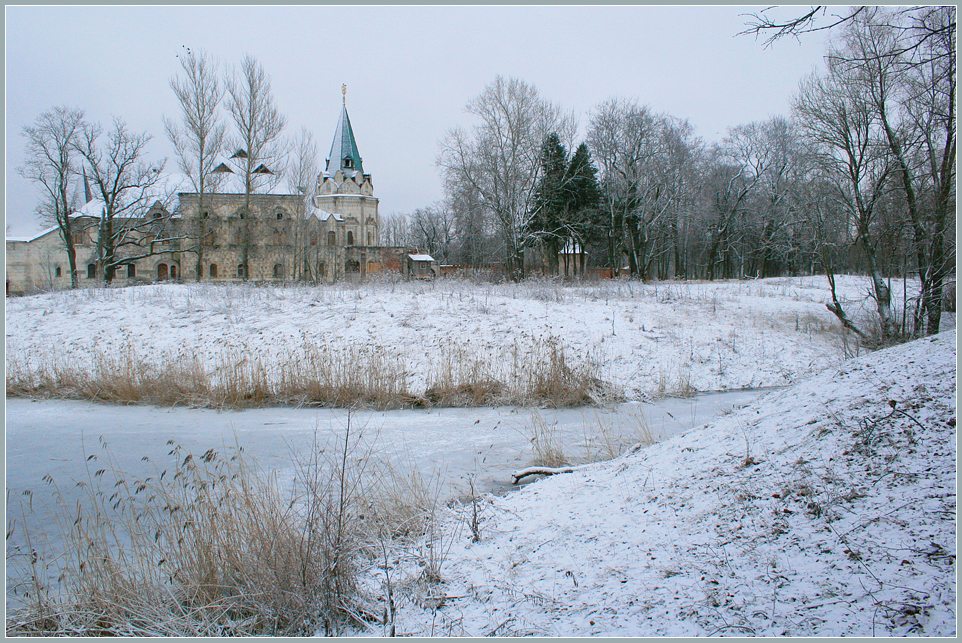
[406,253,438,279]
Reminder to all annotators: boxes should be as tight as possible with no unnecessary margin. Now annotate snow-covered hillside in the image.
[6,275,930,401]
[378,332,957,636]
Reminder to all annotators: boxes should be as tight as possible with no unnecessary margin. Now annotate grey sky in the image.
[4,5,830,236]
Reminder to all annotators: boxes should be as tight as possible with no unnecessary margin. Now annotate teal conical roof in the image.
[324,103,364,178]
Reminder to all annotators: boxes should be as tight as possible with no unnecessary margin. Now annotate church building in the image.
[6,90,428,294]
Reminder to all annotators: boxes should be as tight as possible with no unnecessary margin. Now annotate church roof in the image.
[324,102,364,178]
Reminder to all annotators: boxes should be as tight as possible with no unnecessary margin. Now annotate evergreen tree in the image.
[531,132,570,274]
[564,142,602,275]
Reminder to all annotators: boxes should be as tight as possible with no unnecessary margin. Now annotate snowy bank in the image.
[377,331,956,636]
[6,275,930,404]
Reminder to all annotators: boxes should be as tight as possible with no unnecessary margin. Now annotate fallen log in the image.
[511,465,577,484]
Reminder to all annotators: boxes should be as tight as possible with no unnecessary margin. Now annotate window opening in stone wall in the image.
[210,264,218,278]
[157,263,168,280]
[55,266,62,278]
[273,263,284,279]
[201,211,210,219]
[367,231,373,245]
[170,265,178,280]
[87,263,96,279]
[345,259,360,273]
[328,231,336,246]
[237,264,247,278]
[127,264,136,278]
[310,231,318,246]
[276,211,284,220]
[347,231,354,245]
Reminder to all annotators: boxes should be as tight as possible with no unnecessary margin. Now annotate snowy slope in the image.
[6,275,935,401]
[379,332,957,636]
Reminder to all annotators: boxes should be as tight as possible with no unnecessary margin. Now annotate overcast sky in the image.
[4,5,831,236]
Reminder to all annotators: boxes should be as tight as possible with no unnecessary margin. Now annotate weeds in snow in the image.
[8,335,619,410]
[4,413,441,637]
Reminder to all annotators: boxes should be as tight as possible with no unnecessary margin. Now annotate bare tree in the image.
[742,5,955,65]
[838,7,956,335]
[379,212,412,248]
[19,107,86,288]
[225,54,287,279]
[741,6,868,47]
[164,46,227,281]
[588,100,698,279]
[74,117,168,285]
[410,203,456,263]
[286,127,319,280]
[439,76,573,280]
[795,60,896,340]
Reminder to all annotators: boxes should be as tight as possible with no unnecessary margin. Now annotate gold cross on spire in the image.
[341,83,347,105]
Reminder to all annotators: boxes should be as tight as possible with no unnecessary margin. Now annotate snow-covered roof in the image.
[308,207,345,222]
[408,254,435,262]
[6,228,56,243]
[75,198,106,218]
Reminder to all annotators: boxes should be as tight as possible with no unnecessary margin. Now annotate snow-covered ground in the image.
[371,331,956,637]
[6,275,937,401]
[4,389,765,609]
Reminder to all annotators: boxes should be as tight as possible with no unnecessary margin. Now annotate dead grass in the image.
[528,413,569,468]
[5,420,381,636]
[6,342,415,411]
[7,337,619,411]
[426,336,620,408]
[655,365,697,399]
[580,410,655,462]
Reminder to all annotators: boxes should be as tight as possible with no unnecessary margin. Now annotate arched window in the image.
[327,231,336,246]
[237,264,246,278]
[367,231,373,245]
[55,265,62,278]
[87,263,97,279]
[127,264,136,278]
[347,231,354,245]
[157,263,168,281]
[343,156,354,169]
[170,265,178,280]
[273,263,284,279]
[209,264,218,279]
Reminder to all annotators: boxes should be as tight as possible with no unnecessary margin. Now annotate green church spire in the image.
[324,84,364,178]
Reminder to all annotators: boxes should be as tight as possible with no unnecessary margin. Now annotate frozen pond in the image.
[6,390,770,605]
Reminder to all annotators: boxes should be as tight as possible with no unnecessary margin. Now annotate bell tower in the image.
[315,85,379,246]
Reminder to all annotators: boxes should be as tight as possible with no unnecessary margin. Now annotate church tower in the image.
[315,85,379,247]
